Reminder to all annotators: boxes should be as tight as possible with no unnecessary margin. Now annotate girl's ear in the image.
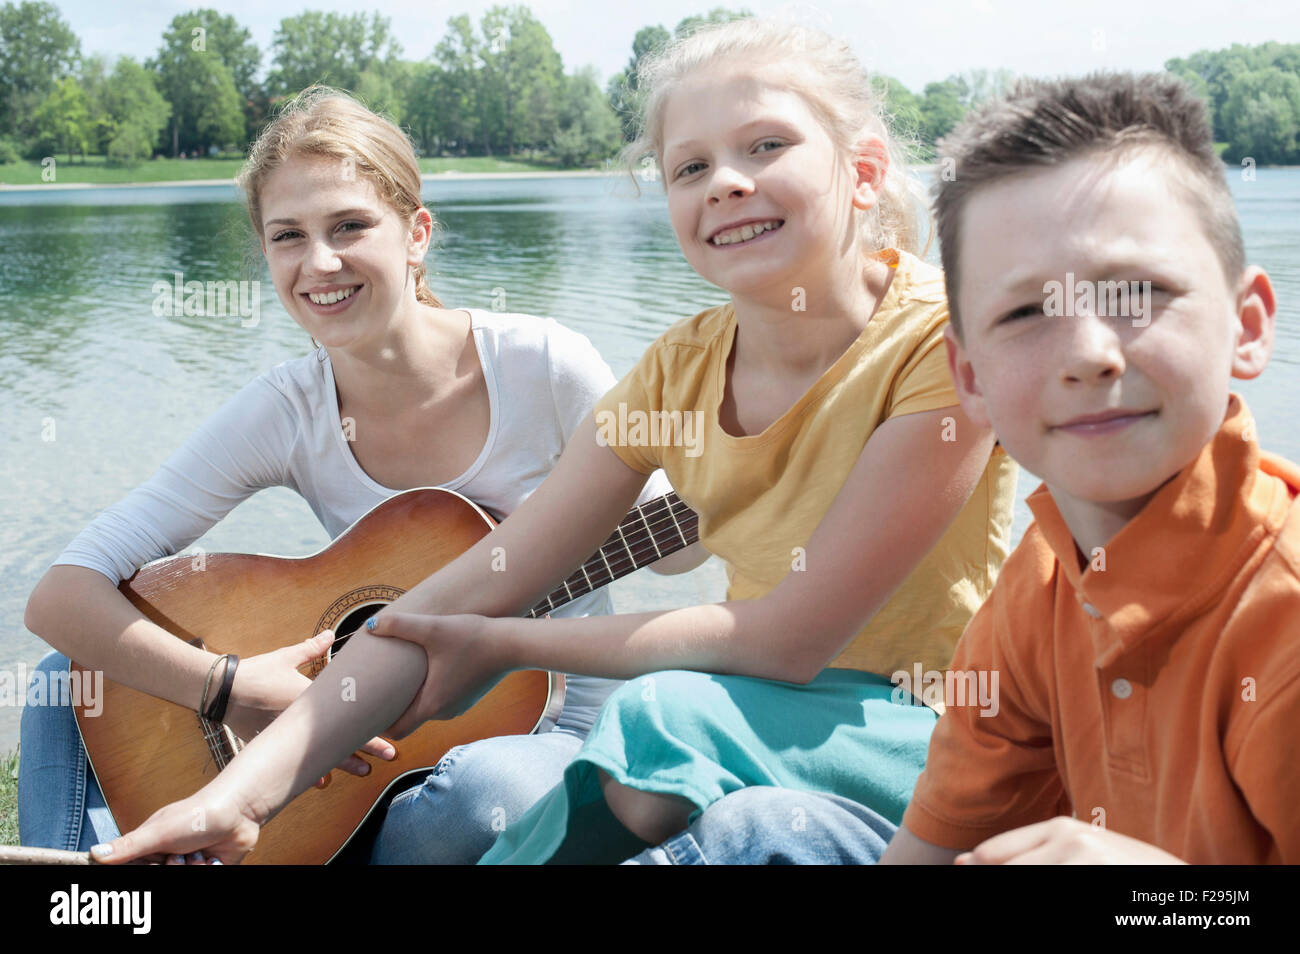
[852,137,889,211]
[407,207,435,266]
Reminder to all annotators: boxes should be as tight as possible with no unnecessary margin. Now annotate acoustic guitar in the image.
[72,487,699,864]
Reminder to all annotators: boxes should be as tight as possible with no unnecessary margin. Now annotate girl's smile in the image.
[707,219,785,246]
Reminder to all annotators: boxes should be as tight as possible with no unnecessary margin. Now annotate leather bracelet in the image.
[204,654,240,725]
[199,654,225,717]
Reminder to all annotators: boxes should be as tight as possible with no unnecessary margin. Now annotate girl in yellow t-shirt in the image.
[93,19,1015,867]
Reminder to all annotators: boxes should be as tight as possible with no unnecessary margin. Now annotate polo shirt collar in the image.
[1026,394,1290,667]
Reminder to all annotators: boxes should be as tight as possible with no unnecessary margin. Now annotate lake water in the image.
[1,169,1297,752]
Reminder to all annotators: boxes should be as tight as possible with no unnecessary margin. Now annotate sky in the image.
[57,0,1300,93]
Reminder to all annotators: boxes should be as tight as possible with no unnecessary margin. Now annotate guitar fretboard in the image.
[526,491,700,617]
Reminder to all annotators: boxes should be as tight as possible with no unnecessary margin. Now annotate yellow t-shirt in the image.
[595,249,1017,679]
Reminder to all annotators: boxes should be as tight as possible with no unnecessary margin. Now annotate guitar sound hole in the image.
[329,603,388,659]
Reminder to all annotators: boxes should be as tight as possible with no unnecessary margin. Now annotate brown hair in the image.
[238,85,441,309]
[934,71,1244,338]
[622,18,930,257]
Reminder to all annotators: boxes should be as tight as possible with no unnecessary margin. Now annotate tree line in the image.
[1,1,1296,169]
[1167,42,1300,165]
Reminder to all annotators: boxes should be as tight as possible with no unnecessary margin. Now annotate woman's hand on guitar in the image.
[226,631,396,776]
[90,787,261,866]
[365,611,508,738]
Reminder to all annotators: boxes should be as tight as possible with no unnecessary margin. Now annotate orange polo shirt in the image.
[903,394,1300,864]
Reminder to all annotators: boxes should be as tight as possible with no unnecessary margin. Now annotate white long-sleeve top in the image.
[54,309,666,731]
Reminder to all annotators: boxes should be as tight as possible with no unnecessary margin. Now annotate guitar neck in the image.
[526,491,699,618]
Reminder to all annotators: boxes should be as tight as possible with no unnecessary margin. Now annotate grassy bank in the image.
[1,748,17,847]
[0,155,245,185]
[419,156,572,174]
[0,153,582,186]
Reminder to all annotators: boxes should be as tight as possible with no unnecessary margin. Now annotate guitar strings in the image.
[562,493,697,567]
[528,493,703,614]
[199,714,239,768]
[559,494,701,580]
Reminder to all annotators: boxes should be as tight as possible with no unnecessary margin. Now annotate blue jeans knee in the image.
[626,787,897,865]
[370,730,583,865]
[17,650,119,850]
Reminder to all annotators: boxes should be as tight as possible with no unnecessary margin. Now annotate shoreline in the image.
[0,169,617,192]
[8,159,1291,192]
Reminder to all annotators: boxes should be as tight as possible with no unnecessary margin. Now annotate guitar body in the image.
[72,488,559,865]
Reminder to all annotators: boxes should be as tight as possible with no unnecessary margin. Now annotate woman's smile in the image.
[302,284,363,314]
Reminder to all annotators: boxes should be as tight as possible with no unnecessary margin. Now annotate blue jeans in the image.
[17,651,120,850]
[623,786,897,865]
[369,729,585,864]
[20,650,587,864]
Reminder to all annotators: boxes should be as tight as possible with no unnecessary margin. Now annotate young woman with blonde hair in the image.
[20,86,678,864]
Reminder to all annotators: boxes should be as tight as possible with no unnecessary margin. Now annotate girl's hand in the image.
[225,632,396,776]
[90,787,262,866]
[364,612,509,738]
[955,818,1187,865]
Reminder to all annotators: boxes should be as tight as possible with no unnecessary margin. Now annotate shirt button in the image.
[1081,601,1102,619]
[1111,678,1133,699]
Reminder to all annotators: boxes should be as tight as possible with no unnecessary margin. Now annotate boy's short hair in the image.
[935,72,1246,339]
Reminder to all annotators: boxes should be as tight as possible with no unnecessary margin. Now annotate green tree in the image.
[384,59,426,134]
[476,9,511,154]
[1166,60,1211,109]
[107,122,157,165]
[267,11,401,97]
[31,75,90,160]
[470,6,566,156]
[873,75,923,144]
[673,6,751,37]
[1166,42,1300,147]
[606,11,748,144]
[152,10,258,155]
[355,67,401,122]
[430,14,483,155]
[398,61,440,155]
[607,24,670,141]
[1167,47,1252,142]
[196,9,261,140]
[949,68,1015,108]
[0,1,80,137]
[919,79,967,145]
[490,6,564,154]
[554,66,622,167]
[101,58,171,164]
[1222,67,1300,164]
[163,8,261,98]
[78,52,114,153]
[192,58,245,151]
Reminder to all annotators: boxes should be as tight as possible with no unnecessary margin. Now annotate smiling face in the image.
[257,152,431,351]
[947,149,1272,513]
[659,64,877,304]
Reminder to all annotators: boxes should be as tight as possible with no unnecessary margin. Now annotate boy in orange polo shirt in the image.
[880,71,1297,864]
